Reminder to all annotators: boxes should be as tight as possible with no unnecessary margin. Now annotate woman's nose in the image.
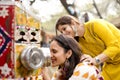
[62,31,67,35]
[50,53,53,57]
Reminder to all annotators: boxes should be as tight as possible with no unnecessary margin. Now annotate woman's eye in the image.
[63,27,66,31]
[51,49,57,53]
[61,28,66,33]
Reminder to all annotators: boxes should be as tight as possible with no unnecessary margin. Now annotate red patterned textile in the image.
[0,5,15,78]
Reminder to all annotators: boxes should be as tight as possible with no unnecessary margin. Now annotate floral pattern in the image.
[0,4,15,78]
[0,63,11,77]
[52,62,103,80]
[0,6,9,18]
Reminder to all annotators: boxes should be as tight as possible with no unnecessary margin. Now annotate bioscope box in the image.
[0,1,44,79]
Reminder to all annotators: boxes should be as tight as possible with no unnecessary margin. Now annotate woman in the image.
[55,15,120,80]
[42,34,103,80]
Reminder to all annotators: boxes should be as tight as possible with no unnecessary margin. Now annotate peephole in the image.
[21,46,51,70]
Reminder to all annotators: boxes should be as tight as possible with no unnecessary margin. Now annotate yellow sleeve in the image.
[92,19,120,60]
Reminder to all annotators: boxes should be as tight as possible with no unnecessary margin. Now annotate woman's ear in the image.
[66,50,72,58]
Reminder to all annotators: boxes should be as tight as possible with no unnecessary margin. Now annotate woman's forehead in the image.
[50,40,59,48]
[50,41,64,51]
[58,24,69,29]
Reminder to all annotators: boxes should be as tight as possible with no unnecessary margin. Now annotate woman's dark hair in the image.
[51,34,82,80]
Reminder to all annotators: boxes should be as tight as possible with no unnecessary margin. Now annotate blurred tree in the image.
[30,0,36,5]
[116,0,120,4]
[60,0,78,18]
[92,0,103,18]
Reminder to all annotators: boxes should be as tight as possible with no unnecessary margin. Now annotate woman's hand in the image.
[80,54,92,62]
[80,54,97,65]
[41,67,51,80]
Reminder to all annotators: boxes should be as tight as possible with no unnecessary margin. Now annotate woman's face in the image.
[58,24,75,37]
[50,40,68,67]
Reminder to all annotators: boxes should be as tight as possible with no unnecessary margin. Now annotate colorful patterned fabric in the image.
[0,5,15,78]
[0,3,42,79]
[15,6,40,29]
[52,62,103,80]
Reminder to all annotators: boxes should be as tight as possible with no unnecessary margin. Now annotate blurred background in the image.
[16,0,120,34]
